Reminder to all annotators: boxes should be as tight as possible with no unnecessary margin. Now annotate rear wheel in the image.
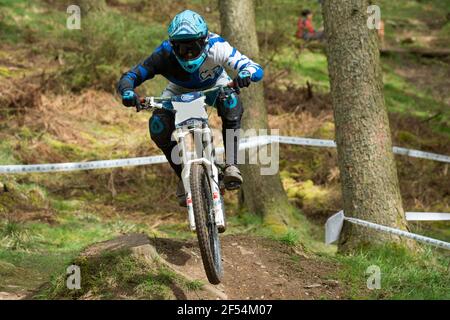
[190,163,223,284]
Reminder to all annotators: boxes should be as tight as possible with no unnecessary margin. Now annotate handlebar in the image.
[137,81,236,112]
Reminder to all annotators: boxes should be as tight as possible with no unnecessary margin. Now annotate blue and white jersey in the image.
[117,32,264,94]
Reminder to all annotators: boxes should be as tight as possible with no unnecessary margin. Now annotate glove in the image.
[233,70,251,93]
[122,90,140,108]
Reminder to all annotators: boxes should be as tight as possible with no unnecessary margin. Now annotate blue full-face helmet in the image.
[168,10,209,73]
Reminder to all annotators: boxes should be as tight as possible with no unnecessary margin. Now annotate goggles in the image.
[170,37,207,61]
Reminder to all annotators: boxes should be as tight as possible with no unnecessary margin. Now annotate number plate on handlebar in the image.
[173,96,208,127]
[174,92,203,103]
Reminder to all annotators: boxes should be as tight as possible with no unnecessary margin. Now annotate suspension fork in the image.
[176,128,196,231]
[178,126,225,231]
[201,125,225,228]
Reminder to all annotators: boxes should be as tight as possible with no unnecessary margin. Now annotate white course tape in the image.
[0,138,268,174]
[406,212,450,221]
[242,135,449,162]
[393,147,450,163]
[240,135,336,148]
[346,217,450,250]
[0,137,268,174]
[238,136,272,150]
[0,135,449,174]
[276,136,337,148]
[0,156,168,174]
[325,211,450,250]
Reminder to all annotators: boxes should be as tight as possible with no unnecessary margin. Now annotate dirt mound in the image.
[38,233,346,300]
[32,233,221,300]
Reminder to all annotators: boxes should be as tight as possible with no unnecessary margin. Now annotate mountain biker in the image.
[117,10,264,206]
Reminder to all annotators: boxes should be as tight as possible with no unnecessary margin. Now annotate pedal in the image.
[225,181,241,191]
[217,224,226,233]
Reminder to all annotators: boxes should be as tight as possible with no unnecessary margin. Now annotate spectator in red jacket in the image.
[296,9,324,41]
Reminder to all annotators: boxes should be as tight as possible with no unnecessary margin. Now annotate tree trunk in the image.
[219,0,295,233]
[322,0,412,252]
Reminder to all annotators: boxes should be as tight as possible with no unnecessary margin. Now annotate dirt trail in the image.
[0,232,346,300]
[31,233,344,300]
[149,234,345,300]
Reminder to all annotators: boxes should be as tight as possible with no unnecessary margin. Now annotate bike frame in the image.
[140,87,228,232]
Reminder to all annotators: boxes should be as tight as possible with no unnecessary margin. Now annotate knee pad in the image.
[149,111,175,148]
[223,93,239,109]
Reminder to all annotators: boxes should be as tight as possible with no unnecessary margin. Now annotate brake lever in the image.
[226,81,240,95]
[136,97,147,113]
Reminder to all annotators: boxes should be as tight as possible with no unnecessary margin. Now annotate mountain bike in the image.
[138,83,238,284]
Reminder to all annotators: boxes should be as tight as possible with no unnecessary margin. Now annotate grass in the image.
[0,0,62,44]
[0,194,198,299]
[272,47,330,91]
[374,0,450,48]
[184,279,204,291]
[382,64,450,135]
[409,221,450,244]
[0,0,166,92]
[271,46,450,136]
[228,209,334,254]
[335,244,450,299]
[278,230,300,246]
[55,11,166,92]
[0,140,18,165]
[50,198,83,212]
[376,0,450,20]
[228,210,450,299]
[0,205,123,294]
[157,223,196,240]
[0,220,39,251]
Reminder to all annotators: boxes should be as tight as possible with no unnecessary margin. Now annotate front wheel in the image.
[190,163,223,284]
